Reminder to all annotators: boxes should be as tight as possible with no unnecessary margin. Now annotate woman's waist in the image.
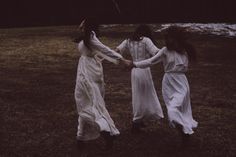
[80,54,96,59]
[78,66,103,76]
[132,67,150,71]
[132,57,150,62]
[164,71,187,76]
[80,49,97,57]
[79,55,102,65]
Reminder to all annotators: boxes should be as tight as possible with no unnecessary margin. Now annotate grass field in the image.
[0,25,236,157]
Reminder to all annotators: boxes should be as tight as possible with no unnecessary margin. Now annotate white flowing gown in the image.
[117,37,164,122]
[75,32,122,141]
[134,47,198,134]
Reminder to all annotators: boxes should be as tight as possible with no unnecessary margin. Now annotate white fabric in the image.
[75,32,121,141]
[117,37,164,122]
[135,47,198,134]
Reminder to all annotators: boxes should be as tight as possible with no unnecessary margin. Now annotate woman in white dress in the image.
[74,18,127,149]
[116,25,164,132]
[133,26,198,142]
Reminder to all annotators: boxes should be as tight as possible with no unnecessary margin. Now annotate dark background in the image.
[0,0,236,28]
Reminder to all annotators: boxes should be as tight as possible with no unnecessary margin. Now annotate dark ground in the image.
[0,25,236,157]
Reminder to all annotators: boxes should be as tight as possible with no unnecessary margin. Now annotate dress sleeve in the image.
[134,47,166,68]
[145,37,160,56]
[90,32,123,59]
[116,39,128,55]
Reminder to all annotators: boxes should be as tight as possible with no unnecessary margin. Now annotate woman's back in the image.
[162,47,189,73]
[78,40,96,57]
[117,37,159,62]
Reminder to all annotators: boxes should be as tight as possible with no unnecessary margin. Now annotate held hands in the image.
[115,49,134,68]
[120,58,135,69]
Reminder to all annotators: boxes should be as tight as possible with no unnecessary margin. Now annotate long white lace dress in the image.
[75,32,122,141]
[134,47,198,134]
[117,37,164,123]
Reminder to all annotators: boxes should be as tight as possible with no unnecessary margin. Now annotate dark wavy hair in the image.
[73,17,100,50]
[130,24,156,44]
[165,26,196,62]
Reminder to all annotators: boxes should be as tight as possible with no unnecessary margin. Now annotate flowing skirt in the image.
[131,67,164,122]
[162,73,198,134]
[75,56,120,141]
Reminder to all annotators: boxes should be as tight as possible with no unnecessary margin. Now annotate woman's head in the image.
[82,17,99,36]
[131,24,156,44]
[164,26,196,62]
[74,17,100,50]
[165,26,186,52]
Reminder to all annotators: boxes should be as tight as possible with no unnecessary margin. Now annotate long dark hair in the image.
[130,24,156,44]
[74,17,100,50]
[165,26,196,62]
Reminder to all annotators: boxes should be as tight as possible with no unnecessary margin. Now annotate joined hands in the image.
[120,58,135,69]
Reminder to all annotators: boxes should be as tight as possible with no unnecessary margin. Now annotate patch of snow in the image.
[101,23,236,37]
[155,23,236,37]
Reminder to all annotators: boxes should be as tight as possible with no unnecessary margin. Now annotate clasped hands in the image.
[120,58,135,69]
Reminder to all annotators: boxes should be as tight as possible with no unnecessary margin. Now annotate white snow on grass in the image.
[155,23,236,37]
[102,23,236,37]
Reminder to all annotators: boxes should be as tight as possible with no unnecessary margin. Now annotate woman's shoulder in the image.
[90,31,96,39]
[122,38,129,43]
[142,37,151,42]
[161,46,168,51]
[158,47,168,55]
[78,40,85,49]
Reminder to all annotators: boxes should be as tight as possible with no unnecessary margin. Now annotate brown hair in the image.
[73,17,100,50]
[130,24,156,45]
[165,26,196,62]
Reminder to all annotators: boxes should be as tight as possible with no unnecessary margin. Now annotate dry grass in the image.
[0,26,236,157]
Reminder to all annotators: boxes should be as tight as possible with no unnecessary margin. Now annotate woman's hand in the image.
[120,58,130,66]
[120,58,136,70]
